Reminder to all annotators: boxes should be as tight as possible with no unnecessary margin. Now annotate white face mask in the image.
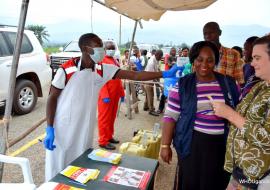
[105,49,116,57]
[90,47,105,64]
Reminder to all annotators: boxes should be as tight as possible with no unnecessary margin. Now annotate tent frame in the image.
[0,0,30,181]
[0,0,139,180]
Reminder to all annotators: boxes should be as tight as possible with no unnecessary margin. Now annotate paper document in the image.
[104,166,151,190]
[60,165,100,184]
[88,149,122,164]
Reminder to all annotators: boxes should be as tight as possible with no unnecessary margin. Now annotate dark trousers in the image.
[174,130,230,190]
[155,84,160,98]
[158,94,167,112]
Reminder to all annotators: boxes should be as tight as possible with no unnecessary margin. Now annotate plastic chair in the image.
[0,154,36,190]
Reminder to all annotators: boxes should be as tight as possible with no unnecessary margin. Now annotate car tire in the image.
[13,79,38,115]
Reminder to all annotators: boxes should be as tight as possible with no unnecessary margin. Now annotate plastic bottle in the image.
[153,123,160,139]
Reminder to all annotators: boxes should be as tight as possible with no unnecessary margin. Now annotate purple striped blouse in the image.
[163,81,226,135]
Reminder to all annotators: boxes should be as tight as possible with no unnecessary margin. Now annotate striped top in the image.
[163,81,226,135]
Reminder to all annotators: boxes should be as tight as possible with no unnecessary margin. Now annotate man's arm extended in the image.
[115,64,180,80]
[115,70,163,81]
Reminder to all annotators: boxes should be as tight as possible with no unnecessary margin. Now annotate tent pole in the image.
[119,15,122,46]
[125,20,138,119]
[0,0,29,181]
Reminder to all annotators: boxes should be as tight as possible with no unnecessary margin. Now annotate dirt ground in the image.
[2,83,178,190]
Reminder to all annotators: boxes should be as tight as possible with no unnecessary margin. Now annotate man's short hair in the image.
[232,46,243,58]
[141,49,147,56]
[151,49,157,55]
[253,34,270,57]
[203,21,221,34]
[246,36,259,44]
[78,33,100,50]
[189,41,219,66]
[155,49,163,57]
[181,47,189,51]
[170,47,176,55]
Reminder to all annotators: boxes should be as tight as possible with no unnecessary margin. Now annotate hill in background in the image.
[44,20,270,48]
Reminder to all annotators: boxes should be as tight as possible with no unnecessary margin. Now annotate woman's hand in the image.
[211,101,245,129]
[160,147,172,164]
[211,102,233,119]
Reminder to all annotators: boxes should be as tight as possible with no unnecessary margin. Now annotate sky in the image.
[1,0,270,47]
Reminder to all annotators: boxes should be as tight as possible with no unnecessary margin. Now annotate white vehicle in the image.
[50,40,81,76]
[50,39,120,76]
[137,44,159,59]
[0,25,51,114]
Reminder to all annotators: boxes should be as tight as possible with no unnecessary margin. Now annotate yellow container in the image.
[119,142,148,157]
[131,130,161,159]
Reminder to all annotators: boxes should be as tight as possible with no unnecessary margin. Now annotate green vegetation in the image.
[120,47,127,55]
[44,46,61,54]
[27,24,49,45]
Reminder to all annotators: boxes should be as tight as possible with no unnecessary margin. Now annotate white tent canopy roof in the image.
[105,0,217,21]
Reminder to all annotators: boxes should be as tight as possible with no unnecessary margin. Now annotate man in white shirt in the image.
[44,33,177,180]
[140,49,148,70]
[144,50,163,116]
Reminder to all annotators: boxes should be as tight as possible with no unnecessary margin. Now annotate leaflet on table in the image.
[88,148,122,164]
[104,166,151,190]
[38,182,85,190]
[60,165,100,184]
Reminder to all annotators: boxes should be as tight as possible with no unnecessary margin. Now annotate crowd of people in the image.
[43,21,270,190]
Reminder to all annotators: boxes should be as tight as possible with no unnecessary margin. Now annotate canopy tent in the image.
[104,0,216,21]
[0,0,217,180]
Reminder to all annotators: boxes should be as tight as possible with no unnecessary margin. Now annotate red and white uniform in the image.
[98,55,125,146]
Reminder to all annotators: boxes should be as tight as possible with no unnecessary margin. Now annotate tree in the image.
[158,44,164,48]
[27,24,49,45]
[124,41,137,49]
[179,42,190,49]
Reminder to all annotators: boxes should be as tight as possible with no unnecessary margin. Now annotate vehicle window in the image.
[0,33,11,56]
[6,32,33,54]
[64,41,80,52]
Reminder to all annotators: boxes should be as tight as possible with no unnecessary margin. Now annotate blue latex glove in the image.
[162,64,184,78]
[103,98,110,103]
[120,96,125,102]
[44,125,56,151]
[183,63,192,76]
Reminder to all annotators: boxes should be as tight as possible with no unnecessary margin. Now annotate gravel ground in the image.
[2,82,178,190]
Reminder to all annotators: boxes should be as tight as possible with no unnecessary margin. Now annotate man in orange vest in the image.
[98,41,125,150]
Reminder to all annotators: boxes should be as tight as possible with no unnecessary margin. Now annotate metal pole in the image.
[0,0,29,181]
[125,20,138,119]
[119,15,122,46]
